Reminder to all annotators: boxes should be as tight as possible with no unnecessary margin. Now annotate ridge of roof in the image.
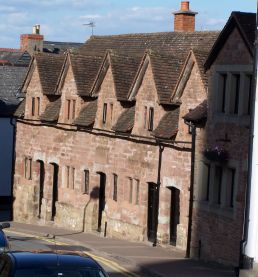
[89,30,219,38]
[0,48,22,53]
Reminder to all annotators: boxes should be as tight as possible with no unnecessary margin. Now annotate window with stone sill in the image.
[200,161,236,208]
[24,157,32,180]
[215,70,252,116]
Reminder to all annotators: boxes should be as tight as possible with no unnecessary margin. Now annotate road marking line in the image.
[6,229,140,277]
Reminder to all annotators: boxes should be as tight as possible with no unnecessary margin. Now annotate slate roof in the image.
[74,100,98,127]
[35,53,65,95]
[152,108,180,139]
[79,32,219,57]
[0,66,28,104]
[70,54,103,96]
[183,100,207,124]
[109,53,142,101]
[149,51,184,104]
[0,50,31,66]
[205,12,255,69]
[13,99,25,118]
[40,97,61,122]
[43,41,83,54]
[112,106,135,133]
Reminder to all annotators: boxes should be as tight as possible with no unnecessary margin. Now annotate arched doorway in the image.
[36,160,45,218]
[50,163,59,221]
[97,172,106,232]
[169,187,180,246]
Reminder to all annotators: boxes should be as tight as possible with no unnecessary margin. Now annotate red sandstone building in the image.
[12,1,256,267]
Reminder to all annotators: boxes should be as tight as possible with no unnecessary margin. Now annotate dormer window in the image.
[66,99,76,121]
[148,107,154,131]
[102,103,107,124]
[144,106,154,131]
[31,97,40,117]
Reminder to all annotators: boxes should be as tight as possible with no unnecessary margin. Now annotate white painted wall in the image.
[0,117,14,196]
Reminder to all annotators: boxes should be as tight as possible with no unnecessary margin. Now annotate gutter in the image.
[184,121,196,258]
[153,141,164,247]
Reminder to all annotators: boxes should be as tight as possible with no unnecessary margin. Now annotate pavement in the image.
[7,221,236,277]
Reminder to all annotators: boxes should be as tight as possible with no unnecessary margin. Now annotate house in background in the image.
[0,25,83,221]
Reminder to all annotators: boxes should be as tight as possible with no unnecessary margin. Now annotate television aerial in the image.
[83,21,96,36]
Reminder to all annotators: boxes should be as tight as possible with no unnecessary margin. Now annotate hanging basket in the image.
[203,146,228,162]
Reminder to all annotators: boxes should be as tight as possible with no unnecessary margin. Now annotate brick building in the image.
[13,1,221,254]
[184,12,255,266]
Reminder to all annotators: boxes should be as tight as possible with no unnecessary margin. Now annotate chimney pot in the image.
[181,1,189,11]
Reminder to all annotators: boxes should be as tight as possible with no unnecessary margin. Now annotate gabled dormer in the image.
[128,50,184,138]
[91,51,141,131]
[21,53,65,121]
[58,53,103,125]
[169,48,210,139]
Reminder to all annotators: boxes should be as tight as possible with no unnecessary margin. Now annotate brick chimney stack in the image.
[173,1,198,32]
[20,25,44,55]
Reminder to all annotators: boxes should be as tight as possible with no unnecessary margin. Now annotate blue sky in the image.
[0,0,256,48]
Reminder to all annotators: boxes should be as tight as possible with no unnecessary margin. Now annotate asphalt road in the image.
[6,230,136,277]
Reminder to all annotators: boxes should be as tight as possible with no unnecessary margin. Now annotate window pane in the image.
[214,166,223,204]
[148,107,154,131]
[103,103,107,124]
[228,168,235,208]
[72,100,76,119]
[66,166,70,188]
[67,100,71,120]
[128,178,133,203]
[135,179,140,205]
[218,74,227,113]
[32,97,35,116]
[37,97,40,116]
[202,163,210,201]
[144,106,147,129]
[84,170,89,194]
[113,174,118,201]
[232,74,240,114]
